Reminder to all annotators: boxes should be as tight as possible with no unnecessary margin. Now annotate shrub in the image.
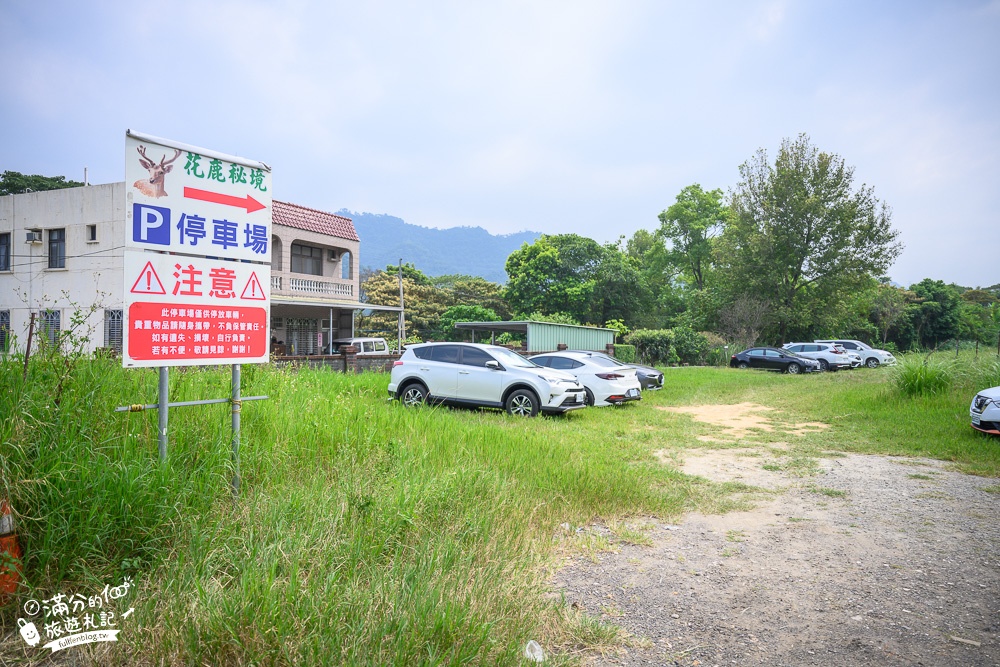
[671,326,709,365]
[625,329,678,366]
[891,355,954,396]
[614,344,636,364]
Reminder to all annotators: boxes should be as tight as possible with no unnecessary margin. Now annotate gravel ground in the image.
[553,447,1000,666]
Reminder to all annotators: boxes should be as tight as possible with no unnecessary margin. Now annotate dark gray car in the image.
[565,350,664,390]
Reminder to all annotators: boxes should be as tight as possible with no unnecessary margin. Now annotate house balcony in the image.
[270,272,356,300]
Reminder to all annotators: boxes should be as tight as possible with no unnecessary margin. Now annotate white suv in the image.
[815,339,896,368]
[388,342,587,417]
[781,342,852,371]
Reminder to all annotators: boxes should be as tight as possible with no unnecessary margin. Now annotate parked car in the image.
[730,347,821,374]
[970,386,1000,435]
[564,350,664,390]
[388,342,586,417]
[844,350,863,368]
[530,351,642,406]
[781,342,852,371]
[328,337,390,356]
[814,339,896,368]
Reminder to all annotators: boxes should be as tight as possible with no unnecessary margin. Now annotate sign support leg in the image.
[158,367,168,462]
[231,364,241,496]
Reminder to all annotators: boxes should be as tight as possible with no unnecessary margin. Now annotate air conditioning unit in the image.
[26,230,42,243]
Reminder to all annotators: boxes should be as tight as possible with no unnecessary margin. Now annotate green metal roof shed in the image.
[453,321,615,353]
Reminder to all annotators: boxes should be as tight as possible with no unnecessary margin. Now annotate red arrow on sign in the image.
[183,187,266,213]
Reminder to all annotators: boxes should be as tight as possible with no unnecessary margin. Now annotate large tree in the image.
[719,134,903,342]
[0,171,84,195]
[504,234,603,323]
[657,184,726,291]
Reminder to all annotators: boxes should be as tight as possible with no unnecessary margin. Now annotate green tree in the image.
[359,269,452,341]
[658,184,726,291]
[439,304,500,341]
[504,234,603,323]
[591,241,652,326]
[719,134,903,342]
[0,171,84,195]
[433,274,510,319]
[906,279,961,348]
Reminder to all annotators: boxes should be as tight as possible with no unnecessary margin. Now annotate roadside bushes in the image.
[613,344,636,364]
[625,327,717,366]
[892,353,1000,397]
[626,330,677,366]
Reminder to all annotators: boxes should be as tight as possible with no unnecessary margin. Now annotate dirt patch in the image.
[658,402,829,441]
[553,408,1000,666]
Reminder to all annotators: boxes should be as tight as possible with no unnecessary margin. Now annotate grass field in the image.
[1,351,998,665]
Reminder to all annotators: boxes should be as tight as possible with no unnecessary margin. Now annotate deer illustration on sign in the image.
[133,146,182,198]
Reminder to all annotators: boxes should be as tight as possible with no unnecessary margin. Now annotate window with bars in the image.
[48,229,66,269]
[0,233,10,271]
[104,309,123,353]
[40,309,60,345]
[290,244,323,276]
[0,310,9,352]
[286,318,319,355]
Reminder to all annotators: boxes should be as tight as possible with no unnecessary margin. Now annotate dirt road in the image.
[553,404,1000,666]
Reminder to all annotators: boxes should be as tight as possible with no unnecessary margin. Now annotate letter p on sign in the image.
[133,203,171,246]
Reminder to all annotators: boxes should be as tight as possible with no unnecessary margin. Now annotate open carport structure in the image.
[453,320,615,354]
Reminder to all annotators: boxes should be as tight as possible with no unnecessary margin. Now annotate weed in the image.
[908,473,934,480]
[809,487,847,498]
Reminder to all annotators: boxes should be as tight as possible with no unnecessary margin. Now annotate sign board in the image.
[122,251,270,367]
[123,131,271,368]
[125,131,272,262]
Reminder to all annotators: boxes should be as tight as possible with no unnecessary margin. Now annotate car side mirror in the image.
[485,360,501,370]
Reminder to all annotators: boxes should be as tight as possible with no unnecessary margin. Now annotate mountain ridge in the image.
[340,210,540,283]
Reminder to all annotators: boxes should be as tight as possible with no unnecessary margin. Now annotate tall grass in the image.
[3,350,999,664]
[0,356,700,665]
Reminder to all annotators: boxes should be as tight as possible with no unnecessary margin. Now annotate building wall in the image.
[0,185,362,356]
[526,322,614,353]
[270,227,359,301]
[0,183,126,353]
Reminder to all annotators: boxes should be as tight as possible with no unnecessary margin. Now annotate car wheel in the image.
[817,358,829,371]
[865,357,880,368]
[505,389,539,417]
[584,388,595,407]
[738,361,749,369]
[786,363,802,375]
[400,383,428,407]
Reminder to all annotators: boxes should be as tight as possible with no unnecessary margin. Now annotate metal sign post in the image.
[231,364,241,496]
[158,367,168,461]
[119,131,272,493]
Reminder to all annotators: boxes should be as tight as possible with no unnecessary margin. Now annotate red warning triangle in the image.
[240,271,267,300]
[130,261,166,294]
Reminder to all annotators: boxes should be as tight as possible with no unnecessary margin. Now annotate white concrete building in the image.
[0,184,394,356]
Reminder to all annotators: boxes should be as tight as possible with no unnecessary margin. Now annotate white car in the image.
[781,342,852,372]
[970,387,1000,435]
[814,339,896,368]
[529,351,642,406]
[388,342,586,417]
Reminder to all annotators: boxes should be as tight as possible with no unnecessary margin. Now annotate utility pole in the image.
[398,259,405,350]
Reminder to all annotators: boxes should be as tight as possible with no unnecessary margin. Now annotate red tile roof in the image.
[272,200,358,242]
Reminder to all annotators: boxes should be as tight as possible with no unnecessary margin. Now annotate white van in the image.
[328,337,390,356]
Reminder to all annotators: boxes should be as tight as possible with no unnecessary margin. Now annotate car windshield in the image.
[490,347,539,368]
[783,349,809,359]
[856,342,873,350]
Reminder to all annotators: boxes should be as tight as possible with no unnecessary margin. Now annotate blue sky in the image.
[2,1,998,287]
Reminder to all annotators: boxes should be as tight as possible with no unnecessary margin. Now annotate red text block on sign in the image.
[127,302,267,361]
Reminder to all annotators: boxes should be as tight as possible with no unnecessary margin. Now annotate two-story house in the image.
[0,184,396,356]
